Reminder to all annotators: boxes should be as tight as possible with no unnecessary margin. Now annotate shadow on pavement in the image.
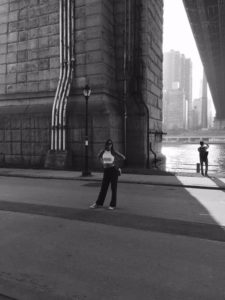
[80,176,225,242]
[0,175,224,244]
[0,199,224,243]
[209,177,225,191]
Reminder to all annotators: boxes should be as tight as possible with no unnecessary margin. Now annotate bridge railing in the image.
[164,163,225,174]
[163,137,225,144]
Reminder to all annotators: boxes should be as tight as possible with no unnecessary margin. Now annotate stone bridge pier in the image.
[0,0,164,170]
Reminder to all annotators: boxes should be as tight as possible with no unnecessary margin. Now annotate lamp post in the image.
[82,84,92,176]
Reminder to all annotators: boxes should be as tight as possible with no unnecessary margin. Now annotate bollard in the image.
[196,163,200,173]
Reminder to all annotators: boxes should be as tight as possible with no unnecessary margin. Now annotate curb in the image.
[0,171,224,190]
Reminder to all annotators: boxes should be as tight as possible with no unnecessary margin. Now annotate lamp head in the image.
[83,85,91,97]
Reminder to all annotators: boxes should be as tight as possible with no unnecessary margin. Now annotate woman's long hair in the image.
[101,139,116,155]
[104,139,114,151]
[99,139,116,159]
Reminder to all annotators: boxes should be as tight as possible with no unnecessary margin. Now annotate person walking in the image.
[90,139,126,210]
[198,141,209,176]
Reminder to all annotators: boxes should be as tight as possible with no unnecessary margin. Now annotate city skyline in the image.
[163,0,215,116]
[163,50,192,130]
[163,0,202,99]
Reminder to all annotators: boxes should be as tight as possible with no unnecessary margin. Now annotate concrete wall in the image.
[0,0,164,170]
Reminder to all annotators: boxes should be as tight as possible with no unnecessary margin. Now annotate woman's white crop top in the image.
[102,151,115,164]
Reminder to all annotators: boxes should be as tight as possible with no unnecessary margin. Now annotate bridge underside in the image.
[183,0,225,122]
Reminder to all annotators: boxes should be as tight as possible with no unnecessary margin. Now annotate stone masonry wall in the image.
[142,0,164,161]
[118,0,164,167]
[0,0,59,95]
[0,104,51,167]
[0,0,164,169]
[69,0,164,169]
[69,0,124,169]
[0,0,59,167]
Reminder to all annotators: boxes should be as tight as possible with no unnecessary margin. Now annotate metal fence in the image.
[164,163,225,174]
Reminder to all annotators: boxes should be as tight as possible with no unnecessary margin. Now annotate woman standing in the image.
[90,139,126,210]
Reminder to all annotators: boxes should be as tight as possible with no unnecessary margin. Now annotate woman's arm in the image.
[97,149,105,161]
[114,150,126,160]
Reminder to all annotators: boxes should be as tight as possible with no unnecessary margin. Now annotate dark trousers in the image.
[200,159,208,175]
[96,167,118,207]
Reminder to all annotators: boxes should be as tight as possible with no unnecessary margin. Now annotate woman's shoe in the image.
[108,206,115,210]
[89,203,101,209]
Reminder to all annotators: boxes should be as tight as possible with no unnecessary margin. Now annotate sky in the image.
[163,0,203,99]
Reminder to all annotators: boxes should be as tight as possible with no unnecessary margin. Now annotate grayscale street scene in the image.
[0,0,225,299]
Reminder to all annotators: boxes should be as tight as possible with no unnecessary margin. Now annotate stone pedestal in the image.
[45,150,72,170]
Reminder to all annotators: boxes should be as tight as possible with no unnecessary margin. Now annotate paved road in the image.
[0,176,224,300]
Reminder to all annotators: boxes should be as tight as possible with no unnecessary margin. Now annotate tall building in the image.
[193,72,213,130]
[192,98,202,129]
[163,50,192,130]
[163,90,187,130]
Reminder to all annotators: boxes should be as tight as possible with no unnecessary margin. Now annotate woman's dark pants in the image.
[96,167,118,207]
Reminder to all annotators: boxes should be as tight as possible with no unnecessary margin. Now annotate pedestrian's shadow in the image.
[209,176,225,191]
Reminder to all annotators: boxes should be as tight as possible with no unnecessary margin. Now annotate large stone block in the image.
[22,143,31,155]
[0,64,6,74]
[5,155,22,166]
[49,12,59,25]
[27,82,39,92]
[0,44,7,55]
[12,142,21,155]
[45,150,72,170]
[16,73,26,82]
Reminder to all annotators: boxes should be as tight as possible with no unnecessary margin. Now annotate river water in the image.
[161,143,225,175]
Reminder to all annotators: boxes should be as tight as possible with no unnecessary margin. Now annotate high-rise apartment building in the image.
[163,50,192,130]
[163,90,187,130]
[192,98,202,129]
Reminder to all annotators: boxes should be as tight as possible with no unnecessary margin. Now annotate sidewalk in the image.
[0,167,225,190]
[0,168,225,300]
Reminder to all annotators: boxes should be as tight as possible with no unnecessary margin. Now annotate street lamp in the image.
[82,84,92,176]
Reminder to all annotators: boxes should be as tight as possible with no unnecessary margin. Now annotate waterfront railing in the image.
[165,163,225,174]
[163,136,225,144]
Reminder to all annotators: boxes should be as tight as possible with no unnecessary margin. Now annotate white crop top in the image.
[102,151,115,164]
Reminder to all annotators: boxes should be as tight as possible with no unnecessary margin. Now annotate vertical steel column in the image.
[82,93,91,176]
[54,0,68,150]
[51,0,64,150]
[134,0,150,168]
[62,0,75,151]
[218,0,225,117]
[123,0,128,159]
[58,0,71,150]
